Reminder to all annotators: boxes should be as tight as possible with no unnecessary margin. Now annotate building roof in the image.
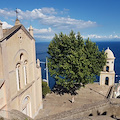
[0,24,34,42]
[105,47,115,59]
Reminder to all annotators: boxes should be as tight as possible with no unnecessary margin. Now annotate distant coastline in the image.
[35,38,120,43]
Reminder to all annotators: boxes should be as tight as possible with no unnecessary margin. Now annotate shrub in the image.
[42,81,51,98]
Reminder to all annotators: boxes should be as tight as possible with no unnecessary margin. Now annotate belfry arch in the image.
[106,66,109,72]
[105,77,109,85]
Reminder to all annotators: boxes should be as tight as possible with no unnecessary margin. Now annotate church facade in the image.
[0,19,43,118]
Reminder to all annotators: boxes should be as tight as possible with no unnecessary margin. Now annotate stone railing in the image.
[106,85,114,99]
[0,109,33,120]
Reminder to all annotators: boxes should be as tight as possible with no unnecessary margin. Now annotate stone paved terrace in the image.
[35,83,110,120]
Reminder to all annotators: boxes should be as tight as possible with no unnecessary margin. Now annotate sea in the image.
[36,41,120,89]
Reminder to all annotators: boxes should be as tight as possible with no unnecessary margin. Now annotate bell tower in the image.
[29,25,33,37]
[0,20,3,39]
[100,47,115,86]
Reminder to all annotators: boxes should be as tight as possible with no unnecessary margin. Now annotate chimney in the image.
[29,25,33,37]
[0,20,3,39]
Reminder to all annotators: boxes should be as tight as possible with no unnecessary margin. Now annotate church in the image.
[0,18,43,118]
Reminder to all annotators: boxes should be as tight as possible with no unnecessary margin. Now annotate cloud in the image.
[17,9,46,20]
[34,27,52,34]
[2,21,13,29]
[40,7,57,15]
[60,8,69,14]
[33,27,54,40]
[0,9,15,18]
[0,8,97,30]
[82,34,120,40]
[34,35,54,40]
[39,17,96,29]
[108,34,120,39]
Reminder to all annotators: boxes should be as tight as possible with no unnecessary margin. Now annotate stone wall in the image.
[1,98,120,120]
[38,99,120,120]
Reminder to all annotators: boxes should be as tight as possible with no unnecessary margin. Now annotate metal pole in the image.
[46,57,49,86]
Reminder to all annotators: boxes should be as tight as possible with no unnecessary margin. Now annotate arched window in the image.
[22,96,31,117]
[105,77,109,85]
[106,66,109,72]
[20,53,24,61]
[16,63,21,90]
[24,60,28,85]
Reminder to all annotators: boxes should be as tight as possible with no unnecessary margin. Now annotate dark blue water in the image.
[36,41,120,89]
[36,42,55,89]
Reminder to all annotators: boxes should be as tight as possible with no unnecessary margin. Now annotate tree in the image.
[47,31,106,95]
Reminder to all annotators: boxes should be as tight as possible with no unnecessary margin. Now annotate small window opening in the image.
[20,53,24,61]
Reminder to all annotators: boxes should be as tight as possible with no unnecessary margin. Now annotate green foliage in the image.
[24,118,28,120]
[47,30,106,94]
[42,81,51,98]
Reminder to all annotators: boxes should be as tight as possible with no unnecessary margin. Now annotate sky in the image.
[0,0,120,42]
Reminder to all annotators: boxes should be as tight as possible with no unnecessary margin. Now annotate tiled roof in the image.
[0,25,21,42]
[0,24,34,42]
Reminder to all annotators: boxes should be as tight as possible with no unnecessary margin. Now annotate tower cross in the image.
[15,8,18,19]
